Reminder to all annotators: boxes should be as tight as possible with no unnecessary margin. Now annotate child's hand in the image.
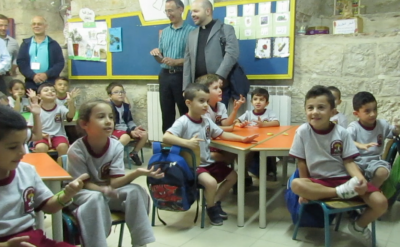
[69,88,81,99]
[241,134,259,143]
[42,133,49,139]
[5,236,35,247]
[233,95,245,111]
[138,166,165,179]
[26,97,41,115]
[359,142,378,150]
[13,92,21,100]
[236,121,249,128]
[254,117,266,127]
[298,197,309,204]
[64,173,89,198]
[26,89,37,98]
[100,185,119,199]
[131,126,146,138]
[187,133,204,150]
[354,178,367,196]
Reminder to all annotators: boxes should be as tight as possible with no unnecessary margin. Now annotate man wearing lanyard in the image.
[0,38,11,95]
[17,16,64,91]
[0,15,19,88]
[150,0,195,133]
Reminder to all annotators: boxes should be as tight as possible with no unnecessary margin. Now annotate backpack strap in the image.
[152,142,162,154]
[170,145,181,155]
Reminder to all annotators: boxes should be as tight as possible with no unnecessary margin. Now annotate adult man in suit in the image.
[0,14,19,89]
[183,0,239,106]
[0,38,11,95]
[17,16,64,91]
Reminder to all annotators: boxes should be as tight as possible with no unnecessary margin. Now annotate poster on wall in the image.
[273,37,290,57]
[109,27,122,52]
[68,21,108,62]
[255,38,271,59]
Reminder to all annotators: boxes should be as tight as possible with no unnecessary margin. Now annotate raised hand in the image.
[69,88,81,99]
[26,89,37,99]
[187,133,204,150]
[254,116,264,127]
[26,97,41,115]
[233,94,246,111]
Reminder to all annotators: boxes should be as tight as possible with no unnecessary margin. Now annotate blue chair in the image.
[124,139,145,169]
[60,155,126,246]
[149,144,206,228]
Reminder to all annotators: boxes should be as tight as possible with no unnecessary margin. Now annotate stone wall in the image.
[4,0,400,128]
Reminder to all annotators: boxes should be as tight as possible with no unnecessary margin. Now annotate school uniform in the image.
[167,114,232,182]
[347,119,394,180]
[110,101,137,139]
[8,96,30,113]
[237,109,278,126]
[56,95,68,107]
[204,102,228,126]
[67,137,154,247]
[330,112,348,128]
[0,162,73,246]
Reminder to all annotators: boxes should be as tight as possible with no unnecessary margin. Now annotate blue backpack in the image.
[147,142,198,224]
[285,169,335,228]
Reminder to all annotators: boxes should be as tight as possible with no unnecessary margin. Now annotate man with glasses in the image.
[0,37,10,95]
[0,14,18,93]
[17,16,64,91]
[150,0,195,133]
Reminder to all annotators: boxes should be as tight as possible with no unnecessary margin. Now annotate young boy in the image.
[54,77,80,107]
[235,88,280,128]
[0,104,87,247]
[106,82,147,166]
[29,83,76,164]
[328,86,348,128]
[163,83,258,226]
[235,87,280,181]
[347,91,399,189]
[290,85,387,246]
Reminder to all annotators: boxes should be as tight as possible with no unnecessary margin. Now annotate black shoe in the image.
[232,177,253,195]
[129,152,142,166]
[216,201,228,220]
[207,205,223,226]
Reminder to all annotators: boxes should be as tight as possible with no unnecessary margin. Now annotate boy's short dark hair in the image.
[55,77,69,84]
[106,82,124,95]
[37,83,55,94]
[195,74,219,88]
[352,91,376,111]
[0,105,27,141]
[251,88,269,101]
[327,86,341,100]
[305,85,335,109]
[184,83,209,101]
[166,0,184,8]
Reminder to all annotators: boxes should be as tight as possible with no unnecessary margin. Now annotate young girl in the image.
[8,79,30,113]
[67,99,163,247]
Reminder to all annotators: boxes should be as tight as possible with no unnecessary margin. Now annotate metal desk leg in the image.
[259,151,267,228]
[237,151,246,227]
[281,156,288,186]
[35,211,44,230]
[47,181,63,241]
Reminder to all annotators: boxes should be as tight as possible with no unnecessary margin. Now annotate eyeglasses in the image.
[111,91,126,95]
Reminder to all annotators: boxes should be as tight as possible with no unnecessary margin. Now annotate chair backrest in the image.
[61,154,68,170]
[161,143,200,170]
[383,139,395,161]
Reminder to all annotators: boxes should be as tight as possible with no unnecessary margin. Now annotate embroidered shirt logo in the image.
[100,161,111,179]
[23,186,35,213]
[330,140,343,156]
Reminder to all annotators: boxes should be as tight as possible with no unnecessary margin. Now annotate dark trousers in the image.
[221,86,232,108]
[159,69,188,133]
[0,76,6,95]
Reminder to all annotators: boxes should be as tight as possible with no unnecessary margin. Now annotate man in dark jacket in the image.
[17,16,64,91]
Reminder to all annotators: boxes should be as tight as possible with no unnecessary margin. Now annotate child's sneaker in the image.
[129,152,142,166]
[336,176,360,199]
[206,205,223,226]
[348,221,372,247]
[216,201,228,220]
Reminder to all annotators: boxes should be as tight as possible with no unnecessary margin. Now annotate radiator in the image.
[246,86,292,126]
[147,84,292,142]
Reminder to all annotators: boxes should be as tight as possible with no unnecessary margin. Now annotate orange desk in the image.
[251,125,299,228]
[22,153,72,241]
[210,126,294,227]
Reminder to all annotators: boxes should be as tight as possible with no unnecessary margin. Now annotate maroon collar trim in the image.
[309,122,335,135]
[253,109,266,116]
[358,120,376,131]
[0,170,15,186]
[83,136,110,158]
[57,95,67,100]
[41,104,57,112]
[185,114,202,124]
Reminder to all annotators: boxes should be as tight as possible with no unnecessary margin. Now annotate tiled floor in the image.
[46,148,400,247]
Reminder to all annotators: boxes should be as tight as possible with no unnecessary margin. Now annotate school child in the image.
[8,79,30,113]
[163,83,258,226]
[289,85,387,246]
[29,83,76,164]
[347,91,400,189]
[235,87,280,181]
[0,105,87,247]
[54,77,80,107]
[328,86,348,128]
[106,82,147,166]
[67,99,163,247]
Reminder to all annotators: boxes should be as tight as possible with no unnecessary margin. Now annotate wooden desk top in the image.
[21,153,72,181]
[211,126,295,151]
[251,125,299,151]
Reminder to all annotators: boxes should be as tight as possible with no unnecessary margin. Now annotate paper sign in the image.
[276,0,290,13]
[258,2,271,14]
[243,4,255,16]
[226,5,238,17]
[333,19,359,34]
[79,8,95,23]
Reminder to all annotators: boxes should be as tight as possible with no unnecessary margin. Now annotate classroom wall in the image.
[4,0,400,128]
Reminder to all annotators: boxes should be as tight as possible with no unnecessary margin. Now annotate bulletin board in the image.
[68,0,296,80]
